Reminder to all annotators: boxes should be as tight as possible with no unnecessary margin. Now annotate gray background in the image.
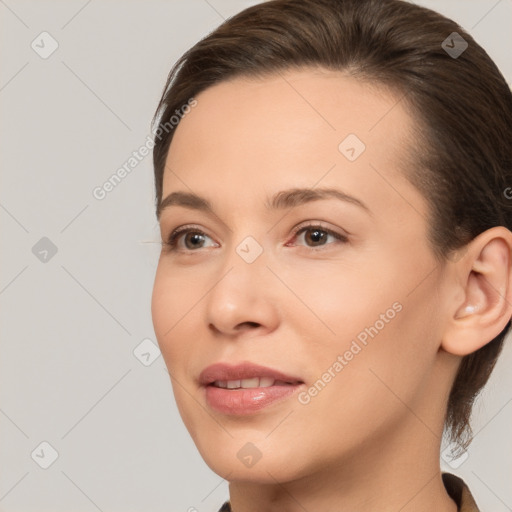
[1,1,511,511]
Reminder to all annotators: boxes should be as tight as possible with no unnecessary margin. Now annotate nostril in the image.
[237,321,260,329]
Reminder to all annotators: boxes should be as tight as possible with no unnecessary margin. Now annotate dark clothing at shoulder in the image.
[217,472,480,511]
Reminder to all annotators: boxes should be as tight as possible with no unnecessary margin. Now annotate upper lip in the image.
[199,362,304,386]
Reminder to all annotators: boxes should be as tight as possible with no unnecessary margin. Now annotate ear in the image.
[441,226,512,356]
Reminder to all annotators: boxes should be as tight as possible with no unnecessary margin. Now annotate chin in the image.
[204,454,303,484]
[191,432,312,484]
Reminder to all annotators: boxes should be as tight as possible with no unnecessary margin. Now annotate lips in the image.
[213,377,291,389]
[199,362,304,415]
[199,362,303,387]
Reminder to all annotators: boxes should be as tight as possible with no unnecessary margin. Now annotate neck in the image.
[227,415,459,512]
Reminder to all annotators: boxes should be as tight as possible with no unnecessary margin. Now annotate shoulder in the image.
[442,472,481,512]
[217,475,480,512]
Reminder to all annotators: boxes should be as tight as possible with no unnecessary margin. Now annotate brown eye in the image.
[164,227,217,251]
[182,231,207,249]
[291,224,347,248]
[303,228,328,246]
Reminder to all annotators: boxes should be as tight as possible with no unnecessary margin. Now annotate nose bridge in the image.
[216,218,270,279]
[204,229,277,334]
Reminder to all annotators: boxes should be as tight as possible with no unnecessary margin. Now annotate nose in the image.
[205,245,279,338]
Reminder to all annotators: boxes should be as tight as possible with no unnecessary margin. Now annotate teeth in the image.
[240,377,259,388]
[227,380,241,389]
[212,377,277,389]
[258,377,275,387]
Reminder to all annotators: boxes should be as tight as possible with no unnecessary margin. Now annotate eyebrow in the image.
[157,187,372,219]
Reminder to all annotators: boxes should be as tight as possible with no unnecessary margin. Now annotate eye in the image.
[288,223,348,248]
[162,222,348,253]
[163,225,218,252]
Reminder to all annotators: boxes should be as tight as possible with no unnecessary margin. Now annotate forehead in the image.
[162,67,426,222]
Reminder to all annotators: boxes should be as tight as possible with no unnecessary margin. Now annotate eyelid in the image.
[286,221,348,247]
[163,220,348,253]
[290,220,349,238]
[163,224,218,251]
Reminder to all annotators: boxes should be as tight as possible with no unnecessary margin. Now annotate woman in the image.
[150,0,512,510]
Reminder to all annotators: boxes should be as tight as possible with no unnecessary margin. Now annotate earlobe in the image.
[441,227,512,357]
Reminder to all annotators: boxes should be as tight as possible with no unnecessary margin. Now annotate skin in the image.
[151,67,512,512]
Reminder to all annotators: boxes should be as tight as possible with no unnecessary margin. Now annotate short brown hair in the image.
[151,0,512,451]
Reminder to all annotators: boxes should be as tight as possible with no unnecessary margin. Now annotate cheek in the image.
[274,258,400,351]
[289,303,434,465]
[287,260,438,413]
[151,264,207,429]
[151,262,200,370]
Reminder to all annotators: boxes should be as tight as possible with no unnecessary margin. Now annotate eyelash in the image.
[162,222,348,252]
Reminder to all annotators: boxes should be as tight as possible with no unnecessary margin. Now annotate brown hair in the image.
[151,0,512,451]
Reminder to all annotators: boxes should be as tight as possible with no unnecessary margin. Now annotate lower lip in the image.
[204,383,303,415]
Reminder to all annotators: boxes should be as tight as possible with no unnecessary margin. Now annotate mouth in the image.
[210,377,300,389]
[199,362,305,415]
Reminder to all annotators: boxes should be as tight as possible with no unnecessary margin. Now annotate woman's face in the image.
[151,68,457,483]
